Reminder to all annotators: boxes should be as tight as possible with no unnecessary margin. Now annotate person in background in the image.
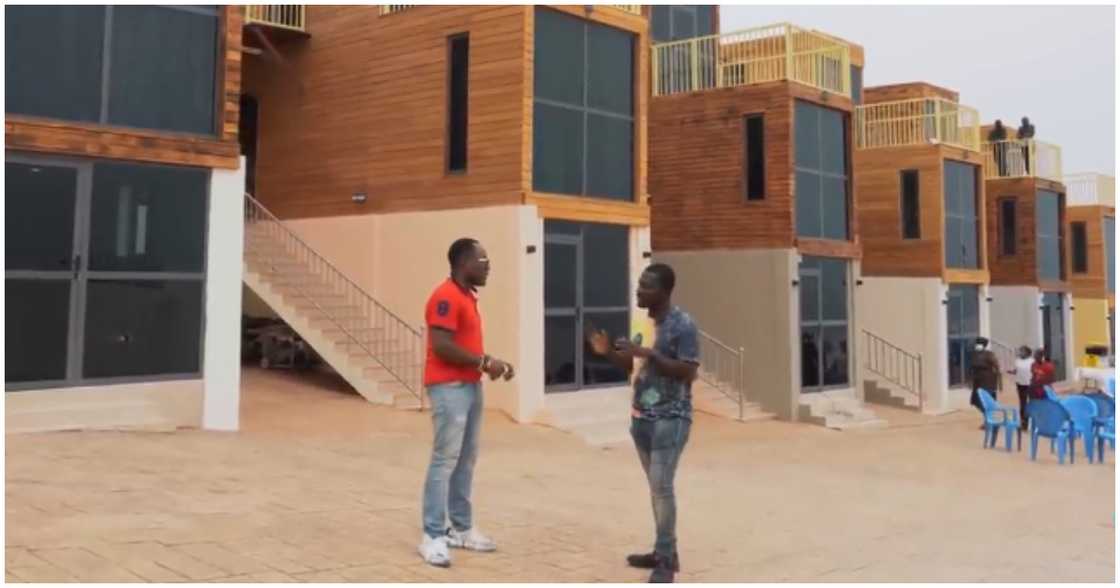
[988,120,1008,177]
[1017,116,1036,174]
[1009,345,1034,430]
[969,337,1001,428]
[1030,347,1056,400]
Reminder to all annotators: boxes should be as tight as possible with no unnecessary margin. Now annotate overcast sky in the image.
[720,5,1116,175]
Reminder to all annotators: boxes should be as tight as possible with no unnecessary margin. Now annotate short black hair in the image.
[448,238,479,269]
[644,263,676,294]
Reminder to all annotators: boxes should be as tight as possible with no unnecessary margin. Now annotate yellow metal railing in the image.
[855,98,980,152]
[609,5,643,15]
[379,5,414,15]
[652,23,850,97]
[982,139,1062,182]
[1065,172,1116,207]
[245,5,306,32]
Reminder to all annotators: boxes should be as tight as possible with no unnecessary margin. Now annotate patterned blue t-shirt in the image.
[633,306,700,421]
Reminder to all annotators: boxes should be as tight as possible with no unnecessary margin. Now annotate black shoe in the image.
[627,551,680,572]
[649,559,675,583]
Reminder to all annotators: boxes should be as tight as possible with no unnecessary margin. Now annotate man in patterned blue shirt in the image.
[588,263,699,583]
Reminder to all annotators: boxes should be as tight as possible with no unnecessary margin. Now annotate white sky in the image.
[719,4,1116,176]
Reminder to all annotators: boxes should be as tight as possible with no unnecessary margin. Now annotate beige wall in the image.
[654,248,801,420]
[256,206,649,424]
[990,286,1042,350]
[6,380,203,434]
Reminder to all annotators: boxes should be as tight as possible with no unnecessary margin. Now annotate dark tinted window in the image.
[89,162,210,273]
[795,100,849,240]
[900,170,920,239]
[5,6,218,135]
[999,198,1017,255]
[5,279,71,383]
[946,284,980,387]
[1071,222,1088,274]
[583,223,629,308]
[744,115,765,200]
[943,160,980,268]
[82,279,204,378]
[1036,189,1063,281]
[850,65,863,105]
[447,34,469,173]
[799,256,850,390]
[5,5,105,123]
[650,6,715,42]
[6,162,78,271]
[533,8,634,201]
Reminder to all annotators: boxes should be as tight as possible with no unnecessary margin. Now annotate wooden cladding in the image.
[984,177,1071,287]
[649,79,857,252]
[5,6,242,170]
[1068,205,1114,299]
[243,5,650,223]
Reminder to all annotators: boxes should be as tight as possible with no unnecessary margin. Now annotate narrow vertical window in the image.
[1071,221,1088,273]
[900,169,920,239]
[744,114,765,200]
[999,198,1017,255]
[447,34,469,173]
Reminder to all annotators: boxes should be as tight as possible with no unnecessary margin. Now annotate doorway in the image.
[799,256,851,393]
[1041,292,1067,380]
[946,284,980,387]
[5,155,209,390]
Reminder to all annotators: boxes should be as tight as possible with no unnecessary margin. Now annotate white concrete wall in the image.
[990,286,1043,350]
[654,248,801,420]
[202,160,246,430]
[857,277,948,412]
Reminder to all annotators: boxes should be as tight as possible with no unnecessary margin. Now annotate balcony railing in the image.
[652,23,850,97]
[610,5,643,15]
[245,5,306,32]
[855,98,980,152]
[1065,172,1116,207]
[982,139,1062,182]
[379,5,414,16]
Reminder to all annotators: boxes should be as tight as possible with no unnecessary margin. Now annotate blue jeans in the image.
[422,381,483,539]
[631,417,691,558]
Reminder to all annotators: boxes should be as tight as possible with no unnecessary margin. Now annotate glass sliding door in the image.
[544,220,630,392]
[946,284,980,387]
[799,256,850,392]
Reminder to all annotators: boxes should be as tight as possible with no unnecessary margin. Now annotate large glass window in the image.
[5,6,219,135]
[946,284,979,387]
[1036,189,1064,281]
[799,256,850,391]
[795,101,849,240]
[650,5,714,42]
[544,220,630,391]
[943,160,980,268]
[5,156,209,390]
[533,8,634,201]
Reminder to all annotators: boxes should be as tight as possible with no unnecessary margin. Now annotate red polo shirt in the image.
[424,278,484,386]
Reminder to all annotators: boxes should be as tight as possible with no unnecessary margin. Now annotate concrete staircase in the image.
[692,375,775,423]
[863,378,921,411]
[798,392,887,430]
[242,194,425,411]
[536,388,634,446]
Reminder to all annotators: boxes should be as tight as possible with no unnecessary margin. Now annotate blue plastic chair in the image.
[1109,377,1115,398]
[1087,392,1116,451]
[1043,385,1060,402]
[1097,419,1115,464]
[1025,399,1075,464]
[1059,395,1099,463]
[978,388,1021,451]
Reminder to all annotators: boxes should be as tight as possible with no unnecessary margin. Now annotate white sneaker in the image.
[418,534,451,567]
[446,527,497,552]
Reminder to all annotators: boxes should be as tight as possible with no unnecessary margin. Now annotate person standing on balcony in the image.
[418,238,515,568]
[988,120,1008,177]
[587,263,699,584]
[969,337,1002,427]
[1017,117,1036,174]
[1009,345,1035,431]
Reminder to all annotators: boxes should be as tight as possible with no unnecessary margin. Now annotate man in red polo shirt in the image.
[418,237,514,568]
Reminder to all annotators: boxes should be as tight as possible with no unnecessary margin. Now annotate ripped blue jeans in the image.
[421,382,483,539]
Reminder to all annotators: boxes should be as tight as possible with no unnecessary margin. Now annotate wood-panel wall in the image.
[985,177,1071,287]
[863,82,959,105]
[1069,205,1114,299]
[5,6,242,170]
[244,5,650,224]
[649,80,857,252]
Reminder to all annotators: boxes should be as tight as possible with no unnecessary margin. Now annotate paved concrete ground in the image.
[6,367,1115,582]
